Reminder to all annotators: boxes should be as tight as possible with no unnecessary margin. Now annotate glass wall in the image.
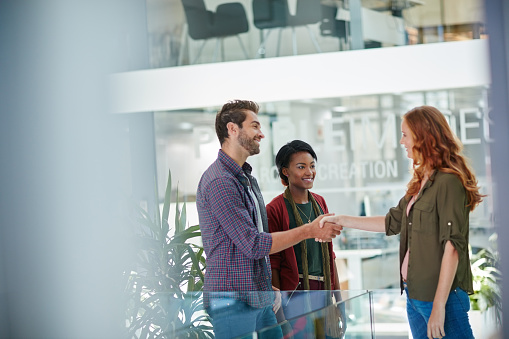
[154,86,494,290]
[145,0,486,67]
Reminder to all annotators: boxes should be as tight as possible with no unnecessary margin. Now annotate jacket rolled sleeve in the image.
[436,174,469,254]
[385,196,406,236]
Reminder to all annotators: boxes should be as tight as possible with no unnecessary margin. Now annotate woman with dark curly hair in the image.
[321,106,484,339]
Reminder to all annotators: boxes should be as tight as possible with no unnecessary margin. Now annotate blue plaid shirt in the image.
[197,150,273,308]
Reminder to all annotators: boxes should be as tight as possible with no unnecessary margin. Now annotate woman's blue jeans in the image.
[405,283,474,339]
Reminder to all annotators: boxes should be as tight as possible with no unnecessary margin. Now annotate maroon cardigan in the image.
[266,193,337,291]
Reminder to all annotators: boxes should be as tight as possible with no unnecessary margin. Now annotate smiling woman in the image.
[400,119,415,159]
[266,139,345,337]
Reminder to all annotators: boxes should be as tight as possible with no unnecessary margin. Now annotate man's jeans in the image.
[405,283,474,339]
[207,298,282,338]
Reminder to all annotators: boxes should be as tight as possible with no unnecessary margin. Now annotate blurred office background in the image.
[1,0,508,338]
[126,0,494,293]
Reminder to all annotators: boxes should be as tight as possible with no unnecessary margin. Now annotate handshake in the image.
[315,214,384,237]
[307,214,344,243]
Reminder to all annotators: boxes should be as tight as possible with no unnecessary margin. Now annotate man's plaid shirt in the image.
[197,150,273,308]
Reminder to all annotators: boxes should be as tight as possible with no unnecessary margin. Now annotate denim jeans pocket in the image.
[452,287,471,313]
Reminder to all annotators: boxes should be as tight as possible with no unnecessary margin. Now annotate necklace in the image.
[295,203,312,223]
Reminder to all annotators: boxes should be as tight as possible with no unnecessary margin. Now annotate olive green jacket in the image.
[385,170,474,301]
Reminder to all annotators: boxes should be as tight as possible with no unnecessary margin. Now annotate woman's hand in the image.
[311,214,342,242]
[319,215,344,229]
[428,241,458,338]
[319,215,386,233]
[427,304,446,339]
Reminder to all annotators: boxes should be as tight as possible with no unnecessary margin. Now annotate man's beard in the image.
[238,129,260,155]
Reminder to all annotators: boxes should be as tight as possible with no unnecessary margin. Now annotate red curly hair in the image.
[403,106,484,211]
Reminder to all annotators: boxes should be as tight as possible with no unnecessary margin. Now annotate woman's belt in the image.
[298,274,324,282]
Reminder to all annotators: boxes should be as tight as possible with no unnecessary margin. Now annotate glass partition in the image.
[252,290,373,339]
[249,289,414,338]
[370,289,410,338]
[124,289,373,338]
[124,288,501,337]
[145,0,486,68]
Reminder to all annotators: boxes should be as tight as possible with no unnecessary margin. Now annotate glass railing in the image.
[124,289,379,338]
[125,288,499,338]
[370,289,410,339]
[250,289,413,338]
[145,0,486,68]
[252,290,373,339]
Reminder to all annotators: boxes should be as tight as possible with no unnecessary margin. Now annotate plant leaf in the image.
[175,185,183,234]
[162,169,172,235]
[172,225,201,244]
[125,169,208,338]
[179,202,187,232]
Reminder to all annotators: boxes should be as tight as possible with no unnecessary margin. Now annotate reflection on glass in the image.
[127,290,372,338]
[124,288,499,337]
[253,290,372,339]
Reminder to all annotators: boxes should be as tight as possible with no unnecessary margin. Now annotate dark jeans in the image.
[207,297,282,339]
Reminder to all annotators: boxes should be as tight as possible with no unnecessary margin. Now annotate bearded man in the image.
[196,100,342,338]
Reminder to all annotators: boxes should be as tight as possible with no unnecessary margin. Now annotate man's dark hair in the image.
[275,140,317,185]
[215,100,259,145]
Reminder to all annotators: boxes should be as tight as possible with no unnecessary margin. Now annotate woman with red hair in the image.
[321,106,484,339]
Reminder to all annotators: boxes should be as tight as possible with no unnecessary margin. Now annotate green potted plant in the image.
[468,233,502,335]
[124,170,213,338]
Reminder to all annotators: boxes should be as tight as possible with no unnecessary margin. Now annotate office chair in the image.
[181,0,249,64]
[320,4,350,51]
[252,0,322,57]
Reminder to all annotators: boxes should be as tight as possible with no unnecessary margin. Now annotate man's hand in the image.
[270,214,345,254]
[310,214,342,242]
[272,286,282,313]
